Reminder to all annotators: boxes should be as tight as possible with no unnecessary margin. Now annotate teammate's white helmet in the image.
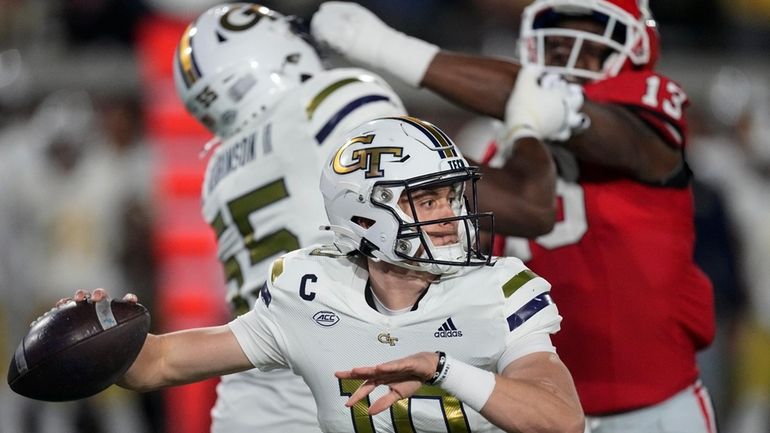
[320,116,493,275]
[173,3,324,138]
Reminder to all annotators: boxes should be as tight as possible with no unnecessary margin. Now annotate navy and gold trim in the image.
[306,78,364,119]
[177,22,203,89]
[502,269,539,298]
[315,94,390,144]
[386,116,458,159]
[507,293,553,331]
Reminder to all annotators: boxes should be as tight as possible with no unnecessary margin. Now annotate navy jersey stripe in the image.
[507,293,553,331]
[315,95,391,144]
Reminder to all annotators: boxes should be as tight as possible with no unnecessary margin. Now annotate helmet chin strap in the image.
[369,243,454,275]
[323,224,468,275]
[420,242,466,275]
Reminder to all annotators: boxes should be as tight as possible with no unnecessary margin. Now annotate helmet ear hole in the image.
[352,216,375,229]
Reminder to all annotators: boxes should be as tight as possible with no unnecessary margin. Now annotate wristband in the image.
[504,124,542,142]
[426,351,448,385]
[497,125,542,161]
[434,356,496,412]
[377,32,439,87]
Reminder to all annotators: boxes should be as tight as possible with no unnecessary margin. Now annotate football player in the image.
[172,4,406,432]
[67,116,584,433]
[311,1,717,432]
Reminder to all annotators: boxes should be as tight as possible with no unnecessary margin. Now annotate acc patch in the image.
[313,311,339,327]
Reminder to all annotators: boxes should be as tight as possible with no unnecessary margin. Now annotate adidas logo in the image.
[434,317,463,338]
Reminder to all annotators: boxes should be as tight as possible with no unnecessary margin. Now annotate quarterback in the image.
[172,3,405,433]
[70,117,584,433]
[312,1,717,432]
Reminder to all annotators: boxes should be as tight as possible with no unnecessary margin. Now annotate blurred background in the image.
[0,1,768,432]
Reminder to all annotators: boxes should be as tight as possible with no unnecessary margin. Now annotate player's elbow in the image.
[559,411,585,433]
[529,208,556,237]
[525,408,583,433]
[494,205,556,238]
[117,334,170,392]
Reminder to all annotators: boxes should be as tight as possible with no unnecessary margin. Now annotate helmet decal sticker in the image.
[332,134,405,178]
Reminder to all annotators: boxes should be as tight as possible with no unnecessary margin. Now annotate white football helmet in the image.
[173,3,324,138]
[519,0,658,82]
[320,116,493,275]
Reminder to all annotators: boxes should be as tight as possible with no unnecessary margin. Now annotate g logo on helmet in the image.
[332,134,404,179]
[220,4,275,32]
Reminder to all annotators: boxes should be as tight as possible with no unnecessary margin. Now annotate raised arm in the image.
[473,136,556,238]
[469,66,592,237]
[567,99,683,183]
[311,2,518,119]
[422,52,519,119]
[312,2,683,184]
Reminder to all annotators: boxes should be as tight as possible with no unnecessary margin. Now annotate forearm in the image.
[476,168,556,237]
[433,352,583,433]
[482,367,584,433]
[565,101,681,182]
[473,138,557,238]
[422,51,519,119]
[119,326,252,392]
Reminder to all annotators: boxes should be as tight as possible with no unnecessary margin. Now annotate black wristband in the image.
[426,351,447,385]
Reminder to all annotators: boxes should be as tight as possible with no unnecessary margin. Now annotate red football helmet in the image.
[518,0,659,81]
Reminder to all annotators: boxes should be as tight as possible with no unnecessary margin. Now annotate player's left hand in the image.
[335,351,439,414]
[311,2,438,87]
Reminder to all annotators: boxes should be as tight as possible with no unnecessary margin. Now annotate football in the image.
[7,298,151,401]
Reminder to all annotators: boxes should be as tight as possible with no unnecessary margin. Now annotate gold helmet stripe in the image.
[177,22,202,88]
[386,116,457,159]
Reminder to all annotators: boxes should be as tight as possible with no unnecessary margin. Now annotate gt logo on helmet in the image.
[220,4,275,32]
[332,134,404,179]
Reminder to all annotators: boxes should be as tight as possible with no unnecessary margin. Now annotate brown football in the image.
[7,299,150,401]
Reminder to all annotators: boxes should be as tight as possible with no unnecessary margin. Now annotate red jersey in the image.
[492,71,715,414]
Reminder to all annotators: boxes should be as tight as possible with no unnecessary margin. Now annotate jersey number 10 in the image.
[340,379,471,433]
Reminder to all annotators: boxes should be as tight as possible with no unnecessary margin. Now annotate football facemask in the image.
[519,0,658,82]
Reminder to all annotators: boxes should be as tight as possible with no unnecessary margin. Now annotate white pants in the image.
[586,380,717,433]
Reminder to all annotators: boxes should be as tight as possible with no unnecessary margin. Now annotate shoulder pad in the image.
[300,68,406,146]
[492,256,550,299]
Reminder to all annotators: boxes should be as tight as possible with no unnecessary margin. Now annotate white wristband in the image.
[434,356,496,412]
[496,125,542,161]
[378,32,439,87]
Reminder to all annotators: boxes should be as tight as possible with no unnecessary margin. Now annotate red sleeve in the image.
[583,71,690,149]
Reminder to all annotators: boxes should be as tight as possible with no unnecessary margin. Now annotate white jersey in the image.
[201,68,406,433]
[231,247,562,433]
